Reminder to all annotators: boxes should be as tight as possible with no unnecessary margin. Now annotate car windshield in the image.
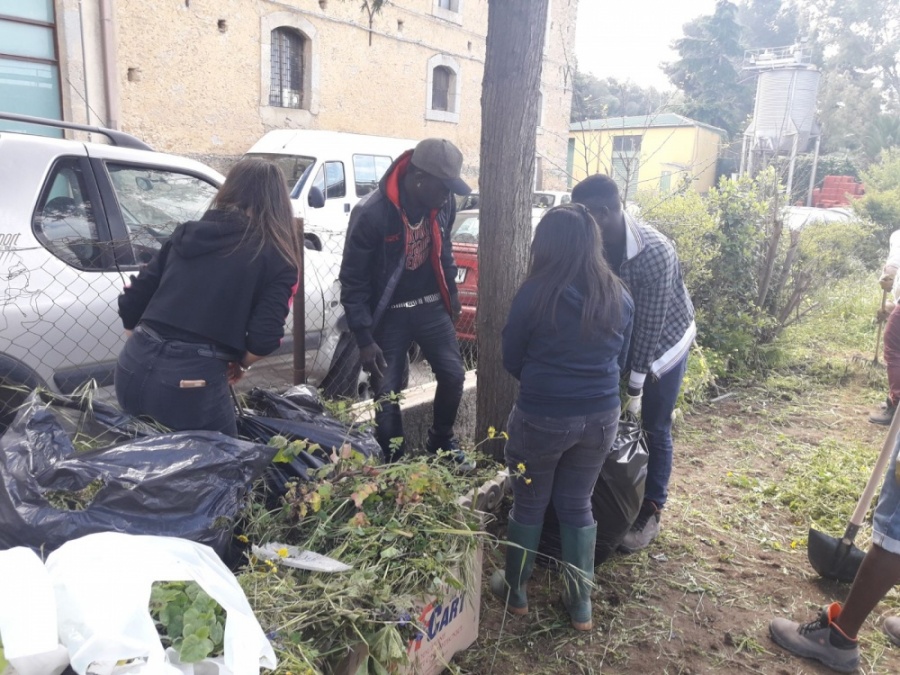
[451,211,543,244]
[784,207,852,231]
[451,213,480,244]
[532,192,571,208]
[244,152,316,194]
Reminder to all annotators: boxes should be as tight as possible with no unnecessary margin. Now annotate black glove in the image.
[450,293,462,323]
[359,343,388,379]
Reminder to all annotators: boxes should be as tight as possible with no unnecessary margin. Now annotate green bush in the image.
[854,148,900,246]
[637,169,878,382]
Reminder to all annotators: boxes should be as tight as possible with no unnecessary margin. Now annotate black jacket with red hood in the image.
[339,150,458,348]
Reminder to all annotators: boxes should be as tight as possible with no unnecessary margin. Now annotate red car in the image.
[450,208,544,344]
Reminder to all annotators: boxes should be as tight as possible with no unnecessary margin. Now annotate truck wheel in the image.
[0,355,45,435]
[320,334,412,400]
[321,333,363,400]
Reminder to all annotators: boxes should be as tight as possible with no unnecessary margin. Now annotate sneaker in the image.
[869,398,897,426]
[769,603,859,673]
[426,433,476,474]
[883,616,900,647]
[619,500,661,553]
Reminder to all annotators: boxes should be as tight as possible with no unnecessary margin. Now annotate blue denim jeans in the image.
[115,326,237,436]
[372,301,465,459]
[504,404,620,528]
[641,352,689,509]
[872,430,900,555]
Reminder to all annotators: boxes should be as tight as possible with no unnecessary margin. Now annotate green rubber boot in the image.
[489,517,543,615]
[560,521,597,631]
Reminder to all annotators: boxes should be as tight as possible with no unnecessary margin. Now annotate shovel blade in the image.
[808,527,866,583]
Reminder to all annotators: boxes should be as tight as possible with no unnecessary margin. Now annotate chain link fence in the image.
[0,206,476,434]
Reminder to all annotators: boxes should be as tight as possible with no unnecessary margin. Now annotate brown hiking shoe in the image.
[869,400,897,426]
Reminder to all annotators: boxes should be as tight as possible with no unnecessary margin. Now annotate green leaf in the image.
[352,656,369,675]
[380,546,400,560]
[209,620,225,648]
[179,634,215,663]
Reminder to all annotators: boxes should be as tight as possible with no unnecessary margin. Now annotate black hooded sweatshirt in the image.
[118,209,298,357]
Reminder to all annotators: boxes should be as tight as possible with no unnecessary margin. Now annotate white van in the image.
[245,130,418,254]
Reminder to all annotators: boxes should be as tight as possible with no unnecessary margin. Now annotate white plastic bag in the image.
[0,547,68,675]
[44,532,276,675]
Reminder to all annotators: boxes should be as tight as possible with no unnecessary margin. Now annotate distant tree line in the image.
[572,0,900,166]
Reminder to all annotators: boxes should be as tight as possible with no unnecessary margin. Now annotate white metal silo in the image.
[740,43,822,205]
[750,67,821,154]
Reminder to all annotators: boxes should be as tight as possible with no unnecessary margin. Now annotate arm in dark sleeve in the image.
[117,239,171,329]
[438,198,459,297]
[244,260,298,356]
[501,285,533,380]
[339,205,379,348]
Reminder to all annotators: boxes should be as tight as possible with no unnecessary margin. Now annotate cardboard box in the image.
[338,542,483,675]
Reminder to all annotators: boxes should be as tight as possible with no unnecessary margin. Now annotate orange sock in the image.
[828,602,859,643]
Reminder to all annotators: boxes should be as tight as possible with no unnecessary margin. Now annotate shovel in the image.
[808,407,900,582]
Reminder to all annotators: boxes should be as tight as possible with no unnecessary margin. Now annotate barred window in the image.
[269,27,306,109]
[431,66,454,112]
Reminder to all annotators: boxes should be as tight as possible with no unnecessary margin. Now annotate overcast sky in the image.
[574,0,720,90]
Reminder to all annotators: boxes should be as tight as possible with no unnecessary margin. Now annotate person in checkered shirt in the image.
[573,175,696,552]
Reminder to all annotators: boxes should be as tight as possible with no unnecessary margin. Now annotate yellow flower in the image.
[488,426,497,439]
[790,540,798,550]
[236,534,249,544]
[277,547,290,558]
[517,462,526,473]
[264,559,276,571]
[524,478,532,485]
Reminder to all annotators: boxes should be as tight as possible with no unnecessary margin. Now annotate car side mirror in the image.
[308,186,325,208]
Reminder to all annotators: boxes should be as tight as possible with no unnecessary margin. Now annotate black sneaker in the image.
[425,432,476,474]
[769,603,860,673]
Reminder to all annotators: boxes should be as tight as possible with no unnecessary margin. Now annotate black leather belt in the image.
[135,324,239,362]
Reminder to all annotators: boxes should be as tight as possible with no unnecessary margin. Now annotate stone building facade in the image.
[8,0,578,189]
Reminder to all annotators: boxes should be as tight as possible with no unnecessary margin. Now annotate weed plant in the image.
[238,445,490,674]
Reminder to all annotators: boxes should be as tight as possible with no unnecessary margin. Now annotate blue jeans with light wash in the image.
[873,429,900,555]
[504,404,620,528]
[641,352,689,509]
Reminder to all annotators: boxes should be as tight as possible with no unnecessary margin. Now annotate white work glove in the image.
[624,386,643,417]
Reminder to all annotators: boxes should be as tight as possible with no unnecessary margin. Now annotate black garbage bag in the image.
[0,391,276,558]
[281,384,327,414]
[539,411,649,565]
[238,387,383,462]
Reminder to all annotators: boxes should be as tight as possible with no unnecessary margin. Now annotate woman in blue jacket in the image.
[490,204,633,631]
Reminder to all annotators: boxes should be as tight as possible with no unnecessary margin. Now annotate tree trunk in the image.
[476,0,549,459]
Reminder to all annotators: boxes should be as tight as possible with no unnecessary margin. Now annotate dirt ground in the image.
[456,368,900,674]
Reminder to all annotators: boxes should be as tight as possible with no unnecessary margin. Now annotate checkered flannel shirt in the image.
[619,215,695,385]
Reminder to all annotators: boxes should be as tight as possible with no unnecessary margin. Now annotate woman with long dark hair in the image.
[115,158,301,436]
[490,203,633,630]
